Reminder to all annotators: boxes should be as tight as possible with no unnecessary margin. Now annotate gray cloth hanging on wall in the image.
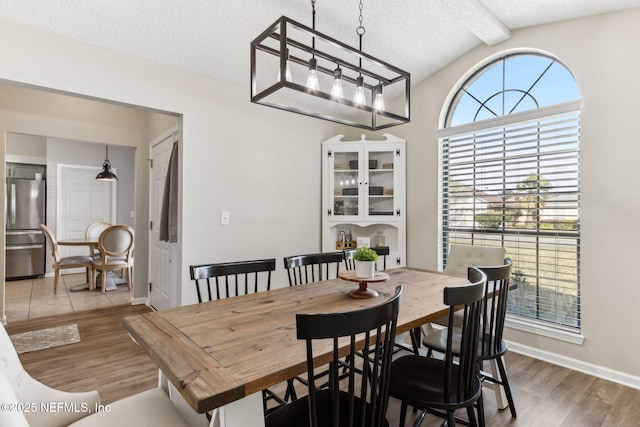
[159,141,179,242]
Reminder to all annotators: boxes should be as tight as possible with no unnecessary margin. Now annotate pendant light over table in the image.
[250,0,410,131]
[96,145,118,181]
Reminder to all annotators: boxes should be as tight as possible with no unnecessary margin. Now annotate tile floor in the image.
[5,272,132,323]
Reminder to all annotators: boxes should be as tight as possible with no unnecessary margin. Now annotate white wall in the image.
[391,9,640,382]
[6,133,46,163]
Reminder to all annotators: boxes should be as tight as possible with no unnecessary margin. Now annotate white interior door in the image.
[149,131,179,311]
[57,165,116,258]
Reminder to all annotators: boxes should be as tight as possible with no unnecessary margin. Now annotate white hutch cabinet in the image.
[322,134,406,269]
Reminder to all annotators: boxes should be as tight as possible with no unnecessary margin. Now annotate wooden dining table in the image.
[57,237,99,251]
[123,267,470,425]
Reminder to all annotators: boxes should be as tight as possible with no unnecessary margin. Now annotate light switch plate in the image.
[220,211,230,225]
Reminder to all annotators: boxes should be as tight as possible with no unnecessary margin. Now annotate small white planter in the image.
[355,260,375,279]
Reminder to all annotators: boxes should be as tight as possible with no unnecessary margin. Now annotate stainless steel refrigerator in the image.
[5,178,46,279]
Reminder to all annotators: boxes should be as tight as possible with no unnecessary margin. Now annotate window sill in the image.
[505,316,585,345]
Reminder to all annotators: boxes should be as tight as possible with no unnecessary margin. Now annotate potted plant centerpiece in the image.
[354,246,378,279]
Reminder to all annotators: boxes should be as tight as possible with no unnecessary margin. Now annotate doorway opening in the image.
[1,81,181,323]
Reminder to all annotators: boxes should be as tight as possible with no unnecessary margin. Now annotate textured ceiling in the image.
[1,0,639,88]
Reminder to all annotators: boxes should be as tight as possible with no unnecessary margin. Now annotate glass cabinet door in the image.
[330,149,362,219]
[365,146,397,221]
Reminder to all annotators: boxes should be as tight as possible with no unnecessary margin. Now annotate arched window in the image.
[438,52,581,333]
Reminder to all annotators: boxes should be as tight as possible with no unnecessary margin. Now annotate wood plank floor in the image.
[5,304,157,405]
[6,304,640,426]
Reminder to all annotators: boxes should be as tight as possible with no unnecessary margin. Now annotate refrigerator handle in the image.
[6,244,44,250]
[10,183,16,225]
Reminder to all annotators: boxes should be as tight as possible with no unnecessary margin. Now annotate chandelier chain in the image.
[356,0,366,37]
[356,0,365,65]
[311,0,317,51]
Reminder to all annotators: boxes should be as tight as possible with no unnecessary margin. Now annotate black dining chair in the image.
[343,246,390,271]
[189,258,276,303]
[283,251,343,286]
[265,286,402,427]
[189,258,287,415]
[389,267,486,427]
[422,258,516,420]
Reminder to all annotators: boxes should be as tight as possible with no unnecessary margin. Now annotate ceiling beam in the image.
[459,0,511,46]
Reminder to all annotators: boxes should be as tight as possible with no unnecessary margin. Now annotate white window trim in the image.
[505,315,585,345]
[437,99,582,139]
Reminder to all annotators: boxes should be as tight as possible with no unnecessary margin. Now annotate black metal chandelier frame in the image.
[250,15,410,131]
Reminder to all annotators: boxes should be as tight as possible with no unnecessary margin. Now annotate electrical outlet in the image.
[220,211,230,225]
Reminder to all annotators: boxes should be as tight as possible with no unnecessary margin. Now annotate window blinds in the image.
[439,111,581,330]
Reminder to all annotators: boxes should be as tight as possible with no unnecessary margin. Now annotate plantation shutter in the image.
[439,105,581,330]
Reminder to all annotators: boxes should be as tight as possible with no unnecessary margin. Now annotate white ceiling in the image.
[1,0,639,88]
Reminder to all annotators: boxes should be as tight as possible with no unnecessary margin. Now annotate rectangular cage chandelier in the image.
[250,16,410,131]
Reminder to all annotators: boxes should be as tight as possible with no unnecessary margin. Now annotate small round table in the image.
[339,270,390,299]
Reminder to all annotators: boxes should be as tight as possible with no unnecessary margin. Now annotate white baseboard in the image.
[507,341,640,390]
[130,297,148,306]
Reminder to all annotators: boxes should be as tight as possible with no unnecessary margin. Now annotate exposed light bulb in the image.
[306,58,320,91]
[331,67,344,98]
[373,83,385,111]
[277,48,293,82]
[284,63,292,82]
[354,76,366,105]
